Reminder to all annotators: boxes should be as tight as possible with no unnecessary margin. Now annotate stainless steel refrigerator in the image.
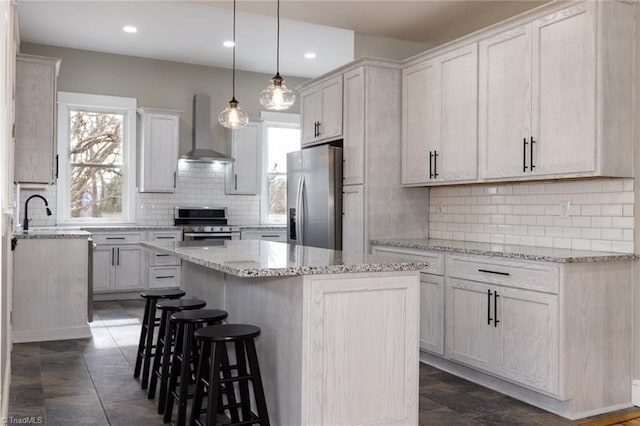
[287,144,343,249]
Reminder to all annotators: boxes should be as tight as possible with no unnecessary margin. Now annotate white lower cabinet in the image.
[445,277,558,394]
[240,229,287,242]
[420,273,444,356]
[370,244,632,419]
[93,244,143,292]
[93,229,182,296]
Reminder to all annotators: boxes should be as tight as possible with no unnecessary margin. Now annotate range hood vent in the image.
[180,93,234,163]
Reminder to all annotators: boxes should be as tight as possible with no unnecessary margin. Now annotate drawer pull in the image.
[156,236,176,240]
[494,291,500,327]
[156,254,171,257]
[261,235,280,238]
[478,269,510,276]
[487,289,493,325]
[106,237,126,240]
[156,276,175,279]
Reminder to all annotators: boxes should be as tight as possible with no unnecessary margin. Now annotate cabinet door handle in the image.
[173,171,177,188]
[111,248,115,266]
[429,151,433,179]
[55,154,59,179]
[314,121,318,137]
[478,268,510,276]
[234,174,238,190]
[530,136,536,171]
[494,291,500,327]
[487,289,493,325]
[433,150,439,178]
[116,247,120,266]
[523,138,528,172]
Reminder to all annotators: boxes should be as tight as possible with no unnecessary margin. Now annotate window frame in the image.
[56,92,136,225]
[259,111,300,225]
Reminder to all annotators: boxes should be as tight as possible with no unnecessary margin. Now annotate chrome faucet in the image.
[23,195,52,231]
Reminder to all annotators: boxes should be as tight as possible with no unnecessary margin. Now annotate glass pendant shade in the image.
[260,73,295,111]
[219,98,249,129]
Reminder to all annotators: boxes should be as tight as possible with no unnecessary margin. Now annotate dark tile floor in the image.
[6,300,634,425]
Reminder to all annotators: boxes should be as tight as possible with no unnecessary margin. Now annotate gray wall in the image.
[354,33,433,61]
[20,42,309,156]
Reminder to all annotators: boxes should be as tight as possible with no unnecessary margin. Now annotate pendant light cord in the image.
[232,0,237,98]
[276,0,280,75]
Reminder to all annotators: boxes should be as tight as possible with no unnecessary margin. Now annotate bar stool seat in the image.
[191,324,270,426]
[149,298,207,408]
[163,309,229,425]
[134,289,185,389]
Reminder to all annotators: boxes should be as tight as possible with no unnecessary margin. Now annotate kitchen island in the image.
[140,239,427,426]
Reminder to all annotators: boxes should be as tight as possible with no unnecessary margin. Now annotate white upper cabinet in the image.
[342,67,365,186]
[14,54,61,184]
[300,74,343,146]
[478,1,633,182]
[530,4,595,177]
[137,108,181,192]
[402,59,438,185]
[226,121,262,195]
[402,44,478,186]
[479,25,532,179]
[405,0,634,186]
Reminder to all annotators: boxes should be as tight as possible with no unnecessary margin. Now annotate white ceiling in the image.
[18,1,355,78]
[18,0,547,79]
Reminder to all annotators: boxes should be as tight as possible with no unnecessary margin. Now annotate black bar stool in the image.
[134,288,186,390]
[163,309,229,426]
[190,324,270,426]
[148,298,207,406]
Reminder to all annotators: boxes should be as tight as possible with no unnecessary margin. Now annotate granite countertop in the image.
[238,225,287,231]
[370,238,638,263]
[13,229,92,239]
[141,240,428,278]
[82,225,181,232]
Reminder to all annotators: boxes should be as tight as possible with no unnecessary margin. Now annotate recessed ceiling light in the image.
[223,41,235,48]
[123,26,137,33]
[304,52,317,59]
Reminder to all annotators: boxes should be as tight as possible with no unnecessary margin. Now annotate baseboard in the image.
[632,380,640,406]
[1,353,10,424]
[12,325,91,343]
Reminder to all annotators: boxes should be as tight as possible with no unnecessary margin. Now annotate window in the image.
[260,112,300,224]
[57,92,136,224]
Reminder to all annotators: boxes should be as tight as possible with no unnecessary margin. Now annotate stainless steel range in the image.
[174,206,240,241]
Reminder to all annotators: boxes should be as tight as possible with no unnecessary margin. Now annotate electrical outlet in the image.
[559,199,571,218]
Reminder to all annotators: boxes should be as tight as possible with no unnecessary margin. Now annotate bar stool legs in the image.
[190,324,269,426]
[134,289,185,390]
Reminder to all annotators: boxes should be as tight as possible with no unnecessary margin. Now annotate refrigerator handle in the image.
[297,176,305,246]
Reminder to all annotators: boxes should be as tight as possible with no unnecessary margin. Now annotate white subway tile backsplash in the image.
[428,178,634,253]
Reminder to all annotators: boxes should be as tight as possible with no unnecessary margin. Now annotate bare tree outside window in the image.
[266,126,299,223]
[69,110,124,218]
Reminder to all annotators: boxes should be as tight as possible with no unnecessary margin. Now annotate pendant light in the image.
[219,0,249,129]
[259,0,295,111]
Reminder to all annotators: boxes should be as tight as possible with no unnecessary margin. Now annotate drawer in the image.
[370,245,444,276]
[446,255,559,294]
[149,250,181,266]
[92,232,143,245]
[148,230,182,242]
[149,266,181,289]
[241,229,287,242]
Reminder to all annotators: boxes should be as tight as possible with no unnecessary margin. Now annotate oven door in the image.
[183,232,240,241]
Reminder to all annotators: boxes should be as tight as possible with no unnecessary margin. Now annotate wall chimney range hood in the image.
[180,93,234,163]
